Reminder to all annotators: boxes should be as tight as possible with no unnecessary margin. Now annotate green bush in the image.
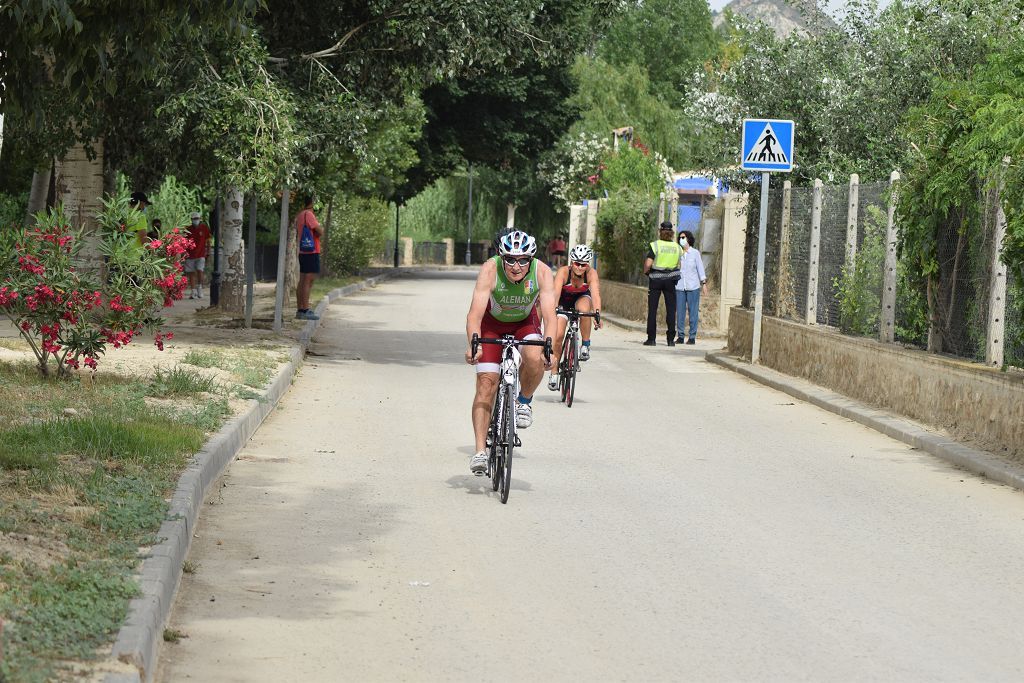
[834,206,886,336]
[323,195,389,274]
[0,191,28,228]
[595,189,656,283]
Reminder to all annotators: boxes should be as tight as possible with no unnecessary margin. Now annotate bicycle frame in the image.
[471,333,551,503]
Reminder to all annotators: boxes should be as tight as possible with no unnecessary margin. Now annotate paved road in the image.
[159,271,1024,682]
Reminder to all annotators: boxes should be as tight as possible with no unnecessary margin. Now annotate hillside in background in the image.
[712,0,838,37]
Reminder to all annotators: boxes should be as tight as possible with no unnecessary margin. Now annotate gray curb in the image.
[104,272,394,683]
[600,310,726,339]
[706,350,1024,493]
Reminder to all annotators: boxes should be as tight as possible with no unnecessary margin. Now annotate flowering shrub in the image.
[0,199,192,378]
[540,132,610,207]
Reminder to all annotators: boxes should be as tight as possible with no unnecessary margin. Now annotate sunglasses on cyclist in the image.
[571,260,589,267]
[502,256,533,268]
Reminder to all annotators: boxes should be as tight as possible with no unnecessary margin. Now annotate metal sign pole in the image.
[465,163,474,266]
[245,193,257,328]
[751,172,770,364]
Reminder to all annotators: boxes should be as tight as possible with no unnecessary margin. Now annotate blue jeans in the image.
[675,289,700,340]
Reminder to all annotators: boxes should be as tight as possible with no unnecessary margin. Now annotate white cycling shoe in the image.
[516,402,533,429]
[580,345,591,361]
[470,451,488,476]
[547,374,558,391]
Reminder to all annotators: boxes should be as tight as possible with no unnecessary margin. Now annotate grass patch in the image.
[226,349,277,389]
[148,365,218,397]
[182,348,227,369]
[310,275,361,302]
[0,337,30,352]
[0,361,231,681]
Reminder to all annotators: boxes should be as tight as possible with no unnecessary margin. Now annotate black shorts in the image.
[299,253,321,274]
[558,290,591,311]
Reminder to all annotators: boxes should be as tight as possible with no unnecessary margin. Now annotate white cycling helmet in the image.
[498,230,538,258]
[569,244,593,264]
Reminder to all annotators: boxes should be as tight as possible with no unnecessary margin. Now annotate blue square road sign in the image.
[741,119,794,172]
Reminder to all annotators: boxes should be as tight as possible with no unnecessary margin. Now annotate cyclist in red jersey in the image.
[547,243,602,391]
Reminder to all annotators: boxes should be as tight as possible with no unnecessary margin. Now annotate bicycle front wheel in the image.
[565,338,577,408]
[499,385,516,504]
[489,386,503,492]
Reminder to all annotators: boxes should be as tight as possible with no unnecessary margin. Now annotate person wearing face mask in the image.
[184,212,212,299]
[674,229,708,344]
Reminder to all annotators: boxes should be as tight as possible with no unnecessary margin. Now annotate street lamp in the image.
[464,163,473,266]
[392,196,403,268]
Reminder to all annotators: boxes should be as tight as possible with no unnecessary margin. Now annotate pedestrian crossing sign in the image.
[741,119,794,172]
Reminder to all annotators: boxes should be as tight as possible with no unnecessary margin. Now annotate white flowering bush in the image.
[540,132,610,208]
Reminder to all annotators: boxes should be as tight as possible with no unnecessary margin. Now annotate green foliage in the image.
[895,257,930,347]
[594,189,656,283]
[322,195,389,275]
[149,176,203,231]
[597,145,672,202]
[0,191,28,229]
[834,207,886,336]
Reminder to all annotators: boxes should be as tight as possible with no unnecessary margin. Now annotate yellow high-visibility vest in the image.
[649,240,682,271]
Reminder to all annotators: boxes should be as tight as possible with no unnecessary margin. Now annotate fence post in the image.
[986,158,1010,368]
[401,237,414,266]
[880,171,900,343]
[670,192,679,229]
[806,179,822,324]
[846,173,859,270]
[443,238,454,266]
[776,180,793,318]
[585,200,599,245]
[657,192,666,225]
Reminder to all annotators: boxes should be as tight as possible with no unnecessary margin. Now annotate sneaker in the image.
[295,309,305,319]
[667,338,676,347]
[470,451,488,476]
[197,286,204,298]
[675,337,686,344]
[303,310,320,321]
[642,339,656,346]
[547,374,559,391]
[188,291,196,300]
[580,346,590,361]
[686,338,696,345]
[516,402,533,429]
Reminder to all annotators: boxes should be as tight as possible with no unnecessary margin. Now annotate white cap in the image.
[191,212,201,220]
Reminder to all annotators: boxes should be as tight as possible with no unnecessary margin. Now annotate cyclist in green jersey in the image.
[465,230,557,475]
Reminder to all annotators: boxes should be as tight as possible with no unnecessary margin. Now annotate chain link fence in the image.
[741,174,1023,371]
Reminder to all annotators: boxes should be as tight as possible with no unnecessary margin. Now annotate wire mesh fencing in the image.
[740,173,1024,371]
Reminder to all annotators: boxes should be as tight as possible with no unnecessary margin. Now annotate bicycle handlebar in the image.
[556,308,601,326]
[472,333,552,363]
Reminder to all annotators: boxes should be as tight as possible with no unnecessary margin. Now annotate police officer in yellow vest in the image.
[643,221,684,346]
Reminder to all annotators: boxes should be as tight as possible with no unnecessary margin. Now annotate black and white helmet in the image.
[498,230,537,257]
[569,244,593,264]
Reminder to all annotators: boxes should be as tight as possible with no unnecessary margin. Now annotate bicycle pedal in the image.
[514,435,522,447]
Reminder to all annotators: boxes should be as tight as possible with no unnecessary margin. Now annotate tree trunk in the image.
[26,163,53,225]
[218,188,245,314]
[284,207,299,303]
[506,202,516,228]
[53,141,105,271]
[320,197,334,277]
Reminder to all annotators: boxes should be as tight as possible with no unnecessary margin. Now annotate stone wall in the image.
[728,307,1024,461]
[601,280,721,333]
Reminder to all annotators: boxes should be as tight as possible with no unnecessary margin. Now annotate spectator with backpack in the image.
[294,195,323,320]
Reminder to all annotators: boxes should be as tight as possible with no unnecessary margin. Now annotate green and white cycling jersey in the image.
[488,255,541,323]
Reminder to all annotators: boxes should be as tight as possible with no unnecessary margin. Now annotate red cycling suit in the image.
[477,308,542,369]
[558,270,591,311]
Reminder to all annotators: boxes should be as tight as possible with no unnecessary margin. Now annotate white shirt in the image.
[675,247,707,291]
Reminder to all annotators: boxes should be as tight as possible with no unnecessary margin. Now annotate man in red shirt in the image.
[184,212,212,299]
[547,234,567,268]
[294,195,324,320]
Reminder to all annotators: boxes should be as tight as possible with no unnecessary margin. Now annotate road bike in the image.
[555,307,600,408]
[472,333,551,504]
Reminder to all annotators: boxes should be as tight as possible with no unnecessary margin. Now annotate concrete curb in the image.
[600,310,726,340]
[706,350,1024,493]
[104,272,394,683]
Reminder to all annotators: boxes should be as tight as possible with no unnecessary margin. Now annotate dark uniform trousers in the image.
[647,275,679,343]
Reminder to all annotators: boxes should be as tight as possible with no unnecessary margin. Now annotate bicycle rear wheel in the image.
[499,385,515,504]
[565,338,577,408]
